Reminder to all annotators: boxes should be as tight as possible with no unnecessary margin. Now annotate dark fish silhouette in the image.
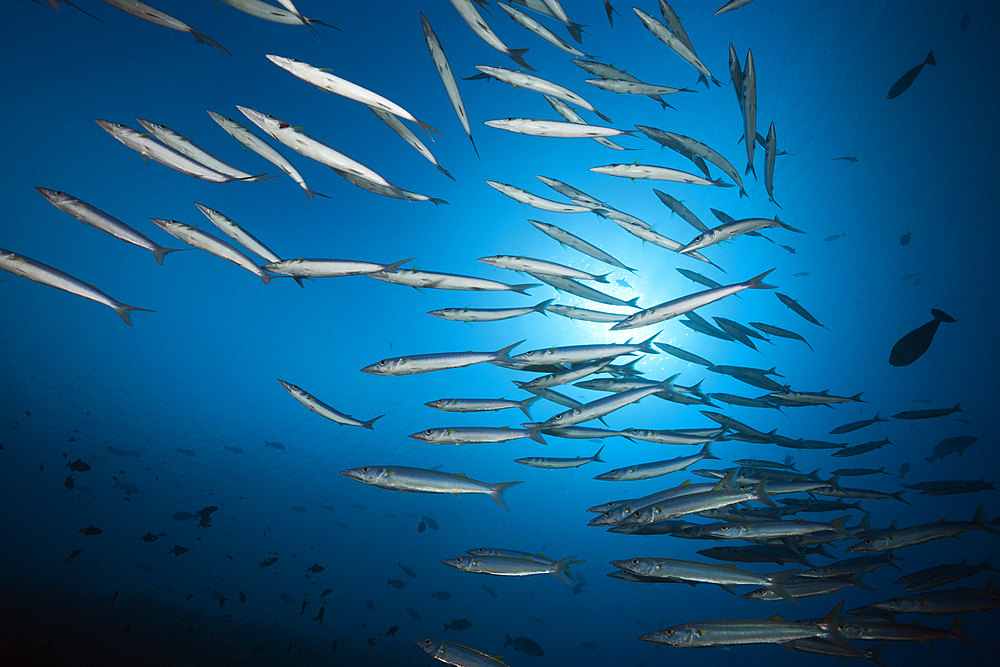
[66,458,91,472]
[417,520,426,533]
[365,599,376,611]
[167,545,188,556]
[223,445,243,453]
[823,232,845,241]
[196,505,218,527]
[64,475,75,489]
[481,584,497,598]
[888,51,936,98]
[443,618,471,632]
[172,511,196,521]
[139,532,159,542]
[260,556,278,567]
[320,589,332,597]
[505,634,544,656]
[313,607,325,623]
[422,514,439,530]
[833,156,858,163]
[961,13,970,30]
[176,448,196,456]
[299,601,309,614]
[306,563,325,573]
[239,590,247,603]
[78,524,102,535]
[384,625,399,636]
[66,548,84,561]
[265,441,285,450]
[430,590,450,599]
[398,562,417,578]
[889,308,955,366]
[387,578,405,589]
[900,231,913,245]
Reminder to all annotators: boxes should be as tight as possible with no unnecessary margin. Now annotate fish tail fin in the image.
[592,444,605,463]
[595,272,611,283]
[467,133,480,158]
[512,283,540,295]
[507,48,534,71]
[776,217,806,233]
[438,164,456,181]
[926,51,937,66]
[745,161,756,178]
[745,267,778,289]
[386,257,417,270]
[527,427,546,445]
[931,308,955,322]
[974,503,1000,535]
[190,30,231,55]
[416,119,444,139]
[504,633,514,647]
[829,516,857,540]
[550,556,578,584]
[697,73,708,89]
[753,480,778,509]
[596,110,614,124]
[518,395,542,419]
[362,414,385,430]
[534,299,553,316]
[114,303,155,327]
[891,490,912,504]
[765,570,800,605]
[638,331,661,354]
[152,247,185,265]
[488,481,523,511]
[493,340,526,363]
[948,616,981,651]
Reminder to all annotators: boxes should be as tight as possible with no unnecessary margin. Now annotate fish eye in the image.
[864,539,873,545]
[891,598,902,604]
[361,466,370,472]
[719,526,730,532]
[423,639,432,646]
[278,122,290,128]
[455,557,463,563]
[424,430,433,436]
[664,628,674,636]
[630,559,639,566]
[378,360,387,365]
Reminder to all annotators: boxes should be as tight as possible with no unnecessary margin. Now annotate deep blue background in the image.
[1,1,997,665]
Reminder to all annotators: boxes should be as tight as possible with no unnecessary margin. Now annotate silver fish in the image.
[590,163,731,187]
[742,48,758,177]
[448,0,532,70]
[680,217,804,254]
[612,269,776,330]
[262,257,412,278]
[369,267,538,294]
[764,121,779,206]
[100,0,228,53]
[427,300,552,322]
[265,55,438,137]
[528,218,635,272]
[484,118,634,139]
[236,106,406,199]
[340,465,522,511]
[206,110,318,199]
[135,118,263,180]
[495,3,590,58]
[486,181,596,213]
[150,218,274,284]
[278,379,382,429]
[475,66,611,122]
[95,119,250,183]
[515,446,605,469]
[420,12,477,155]
[633,8,716,84]
[478,255,609,282]
[360,341,524,376]
[0,247,153,326]
[35,187,180,265]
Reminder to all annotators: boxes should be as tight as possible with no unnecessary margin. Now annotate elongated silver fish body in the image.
[207,110,317,200]
[135,119,259,180]
[475,66,610,122]
[442,554,576,583]
[612,269,776,330]
[496,3,588,57]
[425,397,539,418]
[486,181,596,213]
[0,247,152,326]
[277,379,382,429]
[35,187,179,265]
[681,217,803,253]
[360,341,524,375]
[96,120,244,183]
[149,218,273,284]
[427,300,551,322]
[412,638,510,667]
[485,118,631,139]
[409,426,544,445]
[478,255,608,282]
[528,219,635,272]
[262,257,411,278]
[421,13,476,155]
[585,79,690,96]
[101,0,229,53]
[266,55,437,136]
[194,204,278,263]
[590,163,730,187]
[339,465,522,511]
[448,0,532,70]
[633,8,715,83]
[594,444,719,481]
[743,48,758,177]
[369,267,537,294]
[236,106,406,199]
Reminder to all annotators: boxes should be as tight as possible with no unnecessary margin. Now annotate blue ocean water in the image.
[1,0,997,664]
